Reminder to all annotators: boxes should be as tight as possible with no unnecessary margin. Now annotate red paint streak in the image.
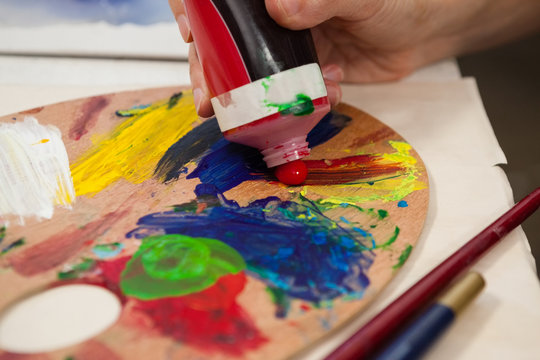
[0,353,50,360]
[302,155,406,185]
[71,340,121,360]
[70,96,110,140]
[275,160,308,185]
[10,210,128,277]
[131,272,266,356]
[300,304,311,312]
[18,106,44,115]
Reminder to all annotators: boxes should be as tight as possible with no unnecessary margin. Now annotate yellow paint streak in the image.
[71,92,198,197]
[381,141,417,166]
[54,175,75,206]
[33,139,50,145]
[305,141,426,204]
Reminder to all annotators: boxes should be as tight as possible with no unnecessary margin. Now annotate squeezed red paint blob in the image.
[275,160,308,185]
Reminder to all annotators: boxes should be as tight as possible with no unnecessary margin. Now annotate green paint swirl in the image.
[120,234,246,300]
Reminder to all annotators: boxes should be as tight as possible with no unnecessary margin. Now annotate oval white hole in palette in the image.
[0,284,121,353]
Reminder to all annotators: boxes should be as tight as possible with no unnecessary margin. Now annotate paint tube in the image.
[183,0,330,168]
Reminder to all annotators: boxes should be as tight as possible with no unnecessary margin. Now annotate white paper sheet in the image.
[299,79,540,359]
[0,22,188,59]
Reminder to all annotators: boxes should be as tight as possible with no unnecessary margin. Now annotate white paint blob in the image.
[0,116,75,222]
[0,284,121,353]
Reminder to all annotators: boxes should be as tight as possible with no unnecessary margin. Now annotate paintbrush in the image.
[325,186,540,359]
[375,271,485,360]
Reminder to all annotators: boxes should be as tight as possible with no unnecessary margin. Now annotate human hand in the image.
[168,0,343,118]
[265,0,540,82]
[170,0,540,117]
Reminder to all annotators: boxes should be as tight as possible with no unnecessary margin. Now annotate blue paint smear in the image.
[155,111,351,192]
[398,200,409,208]
[128,184,373,306]
[92,243,125,259]
[0,0,174,26]
[187,137,266,192]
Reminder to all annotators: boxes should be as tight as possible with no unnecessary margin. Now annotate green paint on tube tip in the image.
[261,76,272,92]
[264,93,315,117]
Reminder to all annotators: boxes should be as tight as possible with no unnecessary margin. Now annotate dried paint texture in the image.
[69,96,110,140]
[155,111,351,189]
[306,141,427,205]
[70,92,199,197]
[129,274,267,356]
[120,234,246,300]
[154,111,425,204]
[93,257,267,356]
[0,116,75,222]
[10,210,127,277]
[128,184,399,308]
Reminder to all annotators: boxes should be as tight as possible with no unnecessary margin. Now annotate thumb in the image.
[265,0,361,29]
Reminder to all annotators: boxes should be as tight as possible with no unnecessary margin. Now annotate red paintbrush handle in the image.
[326,187,540,360]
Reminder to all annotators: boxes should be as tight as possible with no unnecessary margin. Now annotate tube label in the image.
[211,63,327,132]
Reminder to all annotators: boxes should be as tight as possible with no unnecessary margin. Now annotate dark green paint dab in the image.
[0,226,6,243]
[393,244,413,269]
[377,209,389,220]
[58,258,96,280]
[167,92,183,109]
[266,287,291,318]
[1,238,25,255]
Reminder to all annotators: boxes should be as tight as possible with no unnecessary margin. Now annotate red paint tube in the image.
[184,0,330,168]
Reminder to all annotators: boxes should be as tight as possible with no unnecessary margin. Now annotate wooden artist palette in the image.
[0,87,428,359]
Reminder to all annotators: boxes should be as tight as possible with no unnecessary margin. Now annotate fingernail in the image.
[278,0,300,17]
[323,65,344,82]
[193,88,203,113]
[326,84,342,106]
[177,14,192,43]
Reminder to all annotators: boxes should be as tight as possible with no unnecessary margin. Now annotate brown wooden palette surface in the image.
[0,87,428,359]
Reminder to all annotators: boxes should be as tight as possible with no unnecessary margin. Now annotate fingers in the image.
[168,0,183,18]
[321,64,343,106]
[265,0,358,29]
[188,44,214,118]
[168,0,192,42]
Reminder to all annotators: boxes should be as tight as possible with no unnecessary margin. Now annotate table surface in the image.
[1,22,540,359]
